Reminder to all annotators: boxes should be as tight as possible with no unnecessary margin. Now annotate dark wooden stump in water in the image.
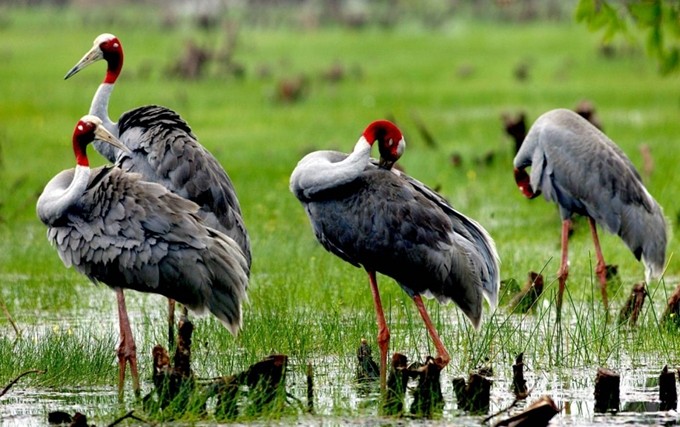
[594,367,620,413]
[510,272,543,313]
[383,353,409,416]
[512,353,529,399]
[618,282,646,326]
[382,353,445,417]
[150,319,197,411]
[209,354,289,420]
[409,356,444,417]
[493,395,560,427]
[453,371,492,414]
[661,283,680,328]
[147,318,288,419]
[356,338,379,382]
[659,365,677,411]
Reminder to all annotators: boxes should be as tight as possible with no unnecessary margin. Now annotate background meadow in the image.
[1,2,680,425]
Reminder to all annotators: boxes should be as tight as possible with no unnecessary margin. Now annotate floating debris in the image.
[493,395,560,427]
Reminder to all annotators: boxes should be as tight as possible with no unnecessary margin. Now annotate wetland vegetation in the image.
[1,2,680,425]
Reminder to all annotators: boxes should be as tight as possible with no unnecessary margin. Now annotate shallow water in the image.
[1,290,680,426]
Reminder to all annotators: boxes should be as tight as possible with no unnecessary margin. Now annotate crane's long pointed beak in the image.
[64,46,103,80]
[94,126,130,154]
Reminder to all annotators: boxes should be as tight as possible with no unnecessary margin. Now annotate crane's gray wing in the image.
[47,167,249,335]
[517,109,666,277]
[116,105,251,268]
[397,171,500,309]
[300,166,492,328]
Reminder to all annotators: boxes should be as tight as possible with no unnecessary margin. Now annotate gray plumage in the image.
[513,108,667,280]
[64,33,250,269]
[38,165,249,335]
[105,105,251,269]
[291,153,500,328]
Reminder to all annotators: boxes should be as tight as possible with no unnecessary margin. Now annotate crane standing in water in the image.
[64,34,251,392]
[37,116,249,399]
[513,108,667,314]
[290,120,500,391]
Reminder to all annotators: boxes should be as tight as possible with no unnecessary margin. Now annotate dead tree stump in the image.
[356,338,379,382]
[453,371,492,414]
[594,367,619,413]
[659,365,677,411]
[618,282,646,326]
[149,319,197,411]
[409,357,444,417]
[512,353,529,399]
[661,284,680,328]
[383,353,409,416]
[510,272,543,313]
[493,395,560,427]
[147,317,288,420]
[211,354,288,420]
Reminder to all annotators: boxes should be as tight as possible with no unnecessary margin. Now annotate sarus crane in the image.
[290,120,500,391]
[513,108,667,313]
[64,33,251,384]
[37,116,249,398]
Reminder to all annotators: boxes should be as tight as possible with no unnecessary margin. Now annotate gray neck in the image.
[37,165,90,225]
[290,138,371,199]
[90,83,120,163]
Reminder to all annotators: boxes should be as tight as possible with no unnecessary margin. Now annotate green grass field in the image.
[1,4,680,425]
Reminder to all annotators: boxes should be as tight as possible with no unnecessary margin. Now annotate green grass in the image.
[1,4,680,424]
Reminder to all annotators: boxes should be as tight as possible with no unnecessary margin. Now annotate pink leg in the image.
[588,217,609,310]
[367,270,390,393]
[557,219,571,315]
[412,295,450,367]
[116,288,140,401]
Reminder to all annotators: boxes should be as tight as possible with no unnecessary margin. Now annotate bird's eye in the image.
[388,139,393,146]
[113,43,119,48]
[77,125,83,131]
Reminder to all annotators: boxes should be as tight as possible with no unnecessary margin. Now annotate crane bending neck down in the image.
[37,116,129,225]
[64,33,123,163]
[290,121,406,200]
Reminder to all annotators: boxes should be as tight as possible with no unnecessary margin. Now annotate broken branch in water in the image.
[0,369,45,398]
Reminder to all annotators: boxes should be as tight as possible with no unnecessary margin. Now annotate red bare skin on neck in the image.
[72,121,96,167]
[514,167,539,199]
[101,37,123,84]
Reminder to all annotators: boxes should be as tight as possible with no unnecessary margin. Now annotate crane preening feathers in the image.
[513,108,667,313]
[37,116,249,398]
[290,120,500,391]
[62,34,251,397]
